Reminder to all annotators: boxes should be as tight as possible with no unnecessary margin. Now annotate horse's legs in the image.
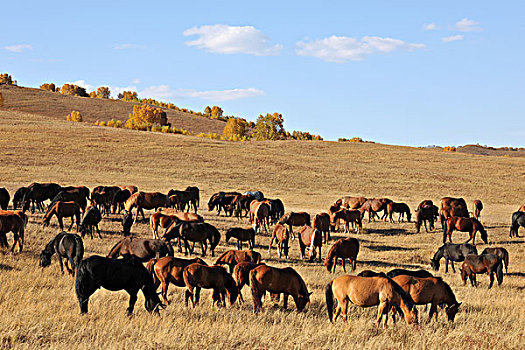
[342,258,346,272]
[201,240,207,257]
[428,303,438,321]
[68,216,75,231]
[58,216,64,231]
[66,254,75,275]
[161,279,170,304]
[184,289,193,307]
[57,254,65,274]
[376,301,389,329]
[194,286,201,305]
[318,246,322,263]
[488,271,494,289]
[283,293,288,309]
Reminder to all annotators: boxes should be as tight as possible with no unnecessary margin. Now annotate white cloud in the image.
[110,85,138,98]
[113,43,145,50]
[183,24,282,56]
[66,80,94,91]
[3,44,32,53]
[139,85,265,102]
[296,35,425,63]
[455,18,482,32]
[442,35,464,43]
[132,78,140,84]
[423,23,437,31]
[139,85,174,100]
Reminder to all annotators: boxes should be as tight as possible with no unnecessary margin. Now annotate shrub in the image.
[98,121,106,126]
[40,83,58,92]
[126,105,168,129]
[211,106,223,119]
[89,91,97,98]
[443,146,456,152]
[118,91,139,101]
[96,86,110,99]
[0,73,16,85]
[223,118,248,138]
[66,111,83,122]
[253,113,284,141]
[61,84,89,97]
[150,123,163,132]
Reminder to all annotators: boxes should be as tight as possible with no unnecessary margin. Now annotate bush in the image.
[61,84,89,97]
[253,113,284,141]
[125,105,168,130]
[96,86,110,99]
[0,73,16,85]
[40,83,58,92]
[66,111,83,122]
[89,91,97,98]
[118,91,139,101]
[223,118,248,138]
[443,146,456,152]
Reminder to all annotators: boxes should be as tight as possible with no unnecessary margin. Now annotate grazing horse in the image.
[430,242,478,273]
[39,232,84,275]
[359,198,392,222]
[112,188,131,214]
[0,188,9,210]
[313,212,331,243]
[22,182,62,213]
[13,187,29,210]
[168,189,197,213]
[121,210,134,236]
[392,275,461,322]
[163,222,219,257]
[387,202,411,223]
[208,192,241,216]
[440,197,469,229]
[472,200,483,221]
[443,217,488,245]
[50,189,88,213]
[185,186,200,208]
[357,270,387,277]
[329,208,362,233]
[336,196,367,209]
[42,201,81,232]
[215,249,262,273]
[232,194,255,219]
[386,269,434,278]
[460,254,503,288]
[268,224,290,260]
[183,263,238,307]
[278,212,311,240]
[481,247,509,272]
[232,262,265,303]
[0,212,26,252]
[325,275,418,328]
[79,205,102,239]
[415,205,435,233]
[75,255,164,314]
[150,211,203,239]
[250,265,311,312]
[125,192,170,221]
[225,227,256,250]
[297,225,323,262]
[265,198,285,225]
[249,201,270,234]
[509,211,525,238]
[146,256,207,305]
[324,237,359,273]
[107,237,174,262]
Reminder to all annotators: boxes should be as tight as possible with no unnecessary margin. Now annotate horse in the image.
[460,254,503,288]
[472,200,483,222]
[232,262,265,303]
[359,198,392,222]
[243,191,264,200]
[443,217,488,245]
[265,198,285,225]
[440,197,468,229]
[325,275,418,328]
[415,204,435,233]
[329,208,362,233]
[386,269,434,278]
[208,192,241,216]
[336,196,367,209]
[163,221,219,257]
[387,202,411,223]
[215,249,262,273]
[112,188,131,214]
[416,200,434,211]
[39,232,84,275]
[357,270,387,277]
[391,275,461,322]
[324,237,359,273]
[0,188,9,210]
[146,256,207,305]
[12,186,29,210]
[232,194,255,219]
[250,265,311,312]
[50,189,88,213]
[185,186,200,208]
[79,205,102,239]
[122,210,134,236]
[250,201,270,234]
[42,201,81,232]
[509,211,525,238]
[150,211,203,239]
[22,182,62,213]
[481,247,509,272]
[313,212,331,243]
[297,225,323,262]
[168,189,197,213]
[278,211,311,240]
[430,242,478,273]
[268,224,290,259]
[107,237,174,262]
[0,212,26,252]
[183,263,238,307]
[125,191,170,222]
[225,227,255,250]
[75,255,164,314]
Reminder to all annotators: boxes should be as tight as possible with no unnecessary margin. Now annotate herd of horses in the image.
[0,182,523,328]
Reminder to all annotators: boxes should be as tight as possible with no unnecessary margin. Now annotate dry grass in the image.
[0,110,524,349]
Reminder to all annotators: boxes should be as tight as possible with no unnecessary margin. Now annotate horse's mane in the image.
[43,202,57,222]
[324,241,338,265]
[124,192,140,210]
[386,277,415,309]
[437,277,457,304]
[42,234,60,254]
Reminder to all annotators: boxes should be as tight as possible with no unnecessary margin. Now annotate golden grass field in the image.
[0,109,524,349]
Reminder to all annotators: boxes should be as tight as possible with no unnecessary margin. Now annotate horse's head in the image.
[324,257,334,272]
[22,200,30,213]
[460,267,467,285]
[445,302,461,322]
[295,292,312,312]
[404,305,419,325]
[430,258,440,271]
[39,251,52,267]
[225,277,239,305]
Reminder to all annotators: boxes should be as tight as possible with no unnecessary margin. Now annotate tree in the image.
[211,106,223,118]
[61,84,89,97]
[126,104,168,128]
[0,73,16,85]
[96,86,110,99]
[223,118,248,138]
[204,106,212,116]
[119,91,138,101]
[253,113,285,141]
[66,111,83,122]
[40,83,57,92]
[89,91,97,98]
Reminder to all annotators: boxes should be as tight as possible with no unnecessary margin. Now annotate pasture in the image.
[0,110,524,349]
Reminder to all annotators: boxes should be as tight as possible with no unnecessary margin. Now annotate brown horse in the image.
[336,196,367,209]
[250,265,311,312]
[415,204,435,233]
[472,200,483,221]
[215,249,262,273]
[297,225,323,262]
[444,217,488,245]
[313,212,331,243]
[325,275,418,328]
[460,254,503,288]
[391,275,461,322]
[232,261,265,303]
[268,224,290,259]
[481,247,509,272]
[107,237,174,262]
[125,192,170,221]
[250,201,270,234]
[150,211,203,239]
[50,189,88,213]
[417,200,434,211]
[278,212,311,240]
[146,256,207,304]
[387,202,411,223]
[359,198,392,222]
[329,208,362,233]
[168,189,197,213]
[42,201,81,232]
[324,237,359,273]
[183,263,238,307]
[22,182,62,213]
[440,197,468,228]
[225,227,256,250]
[0,212,26,252]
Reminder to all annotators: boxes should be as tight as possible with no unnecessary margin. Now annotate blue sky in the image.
[2,1,524,146]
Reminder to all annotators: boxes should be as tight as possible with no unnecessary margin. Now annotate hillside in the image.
[0,83,227,134]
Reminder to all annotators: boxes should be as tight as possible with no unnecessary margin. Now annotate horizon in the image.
[2,1,524,147]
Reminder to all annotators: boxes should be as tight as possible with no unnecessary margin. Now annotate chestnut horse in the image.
[392,275,461,322]
[232,261,265,303]
[42,201,81,232]
[313,212,331,243]
[268,224,290,259]
[297,225,323,262]
[481,247,509,273]
[443,217,488,245]
[278,212,311,240]
[325,275,418,328]
[359,198,392,222]
[387,202,411,223]
[415,205,435,233]
[509,211,525,238]
[472,200,483,221]
[0,212,26,252]
[150,210,203,239]
[183,263,238,307]
[460,254,503,288]
[107,237,174,262]
[250,265,311,312]
[125,192,170,221]
[329,208,362,233]
[324,237,359,273]
[225,227,256,250]
[146,256,206,304]
[250,201,270,234]
[335,196,367,209]
[440,197,468,229]
[215,249,262,273]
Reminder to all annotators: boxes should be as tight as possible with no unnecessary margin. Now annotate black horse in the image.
[386,269,434,278]
[430,242,478,273]
[39,232,84,275]
[80,206,102,239]
[509,211,525,238]
[75,255,164,314]
[112,188,132,214]
[267,198,285,225]
[414,205,435,233]
[122,210,134,236]
[12,187,29,210]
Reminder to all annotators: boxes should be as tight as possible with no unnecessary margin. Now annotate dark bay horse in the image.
[39,232,84,275]
[12,186,29,210]
[264,198,285,225]
[150,210,203,239]
[164,222,220,257]
[324,237,359,273]
[0,188,9,210]
[215,249,262,273]
[0,211,26,252]
[125,191,170,221]
[250,265,311,312]
[443,217,487,244]
[208,192,241,216]
[460,254,503,288]
[509,211,525,238]
[75,255,164,314]
[329,208,362,233]
[50,189,88,213]
[278,212,311,240]
[430,242,478,273]
[325,275,418,328]
[225,227,256,250]
[297,225,322,262]
[268,224,290,259]
[107,237,174,262]
[112,188,131,214]
[415,204,435,233]
[183,263,238,307]
[387,202,411,223]
[481,247,509,272]
[42,201,81,232]
[232,194,255,219]
[386,269,433,278]
[232,261,265,303]
[79,205,102,239]
[22,182,62,213]
[313,212,331,243]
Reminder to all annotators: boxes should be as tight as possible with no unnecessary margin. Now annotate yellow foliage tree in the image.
[97,86,110,98]
[223,118,248,138]
[40,83,57,92]
[89,91,97,98]
[253,112,285,141]
[66,111,83,122]
[61,84,89,97]
[126,105,168,128]
[211,106,223,118]
[118,91,139,101]
[0,73,16,85]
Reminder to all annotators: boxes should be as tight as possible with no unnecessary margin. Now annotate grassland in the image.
[0,110,524,349]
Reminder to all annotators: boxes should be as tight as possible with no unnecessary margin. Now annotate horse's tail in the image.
[73,234,84,272]
[496,258,504,285]
[325,281,335,322]
[75,258,90,299]
[442,219,448,243]
[182,267,198,293]
[145,258,160,288]
[503,250,509,272]
[150,213,158,239]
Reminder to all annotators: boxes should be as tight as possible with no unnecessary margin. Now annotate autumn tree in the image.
[61,84,89,97]
[0,73,16,85]
[40,83,57,92]
[118,91,139,101]
[96,86,110,98]
[126,104,168,128]
[204,106,212,116]
[211,106,223,119]
[223,118,248,138]
[66,111,83,122]
[253,113,285,141]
